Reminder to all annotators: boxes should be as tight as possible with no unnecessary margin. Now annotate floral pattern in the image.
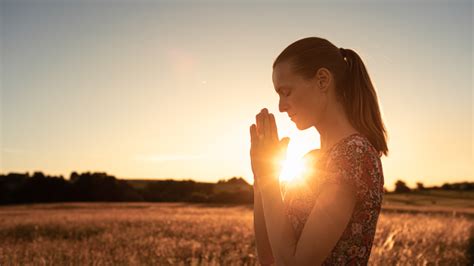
[281,133,384,265]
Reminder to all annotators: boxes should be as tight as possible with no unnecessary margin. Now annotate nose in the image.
[279,97,289,113]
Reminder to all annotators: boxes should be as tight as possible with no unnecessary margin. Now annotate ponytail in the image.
[340,48,388,157]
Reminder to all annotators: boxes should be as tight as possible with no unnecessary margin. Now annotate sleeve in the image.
[323,142,369,202]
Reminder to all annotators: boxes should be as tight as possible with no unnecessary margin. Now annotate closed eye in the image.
[276,86,292,97]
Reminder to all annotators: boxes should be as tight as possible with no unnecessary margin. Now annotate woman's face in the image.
[272,61,327,130]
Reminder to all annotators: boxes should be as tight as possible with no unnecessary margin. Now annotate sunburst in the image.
[279,144,319,186]
[279,157,306,184]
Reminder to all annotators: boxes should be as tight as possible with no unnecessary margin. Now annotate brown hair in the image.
[273,37,389,157]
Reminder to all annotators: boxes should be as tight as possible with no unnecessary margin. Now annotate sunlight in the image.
[279,157,306,184]
[278,139,318,185]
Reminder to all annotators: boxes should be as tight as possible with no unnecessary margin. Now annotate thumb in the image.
[279,137,290,154]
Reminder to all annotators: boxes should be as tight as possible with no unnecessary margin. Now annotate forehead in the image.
[272,61,298,88]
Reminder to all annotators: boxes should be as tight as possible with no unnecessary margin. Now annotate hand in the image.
[250,108,290,187]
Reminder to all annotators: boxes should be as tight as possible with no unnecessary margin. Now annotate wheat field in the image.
[0,202,472,265]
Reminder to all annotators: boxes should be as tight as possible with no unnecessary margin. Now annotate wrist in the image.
[253,183,259,190]
[255,179,279,194]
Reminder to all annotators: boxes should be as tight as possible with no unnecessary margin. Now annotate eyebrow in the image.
[275,86,291,94]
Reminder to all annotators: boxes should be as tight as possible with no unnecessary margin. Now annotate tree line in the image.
[392,179,474,193]
[1,172,472,205]
[0,172,253,205]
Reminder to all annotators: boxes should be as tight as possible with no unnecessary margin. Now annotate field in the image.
[0,192,473,265]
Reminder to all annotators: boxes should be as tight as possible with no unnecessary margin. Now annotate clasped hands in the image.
[250,108,290,188]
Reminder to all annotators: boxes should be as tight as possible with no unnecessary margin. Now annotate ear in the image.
[315,67,331,93]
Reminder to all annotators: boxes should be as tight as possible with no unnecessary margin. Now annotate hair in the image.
[273,37,388,157]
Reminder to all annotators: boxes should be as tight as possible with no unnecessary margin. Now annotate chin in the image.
[295,121,312,130]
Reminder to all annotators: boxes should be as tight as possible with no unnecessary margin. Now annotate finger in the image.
[256,112,262,137]
[263,109,271,140]
[250,124,257,148]
[279,137,290,158]
[269,113,278,142]
[261,111,267,139]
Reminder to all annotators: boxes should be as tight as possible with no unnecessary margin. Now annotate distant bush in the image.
[394,180,411,193]
[208,190,253,204]
[388,180,474,193]
[185,192,210,203]
[416,182,425,190]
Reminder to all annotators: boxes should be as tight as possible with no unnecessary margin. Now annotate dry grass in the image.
[0,202,472,265]
[370,211,473,265]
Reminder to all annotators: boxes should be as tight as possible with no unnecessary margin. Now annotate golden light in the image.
[270,116,321,186]
[279,157,306,184]
[278,139,318,186]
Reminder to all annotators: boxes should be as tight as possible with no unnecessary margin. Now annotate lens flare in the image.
[279,157,306,184]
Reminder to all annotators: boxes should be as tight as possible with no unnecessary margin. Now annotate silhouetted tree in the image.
[416,182,425,190]
[70,172,142,201]
[208,190,253,204]
[143,180,197,202]
[32,171,45,179]
[394,180,411,193]
[0,173,29,203]
[70,171,79,182]
[14,174,71,203]
[441,183,453,190]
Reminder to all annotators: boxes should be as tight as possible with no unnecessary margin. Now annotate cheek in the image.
[299,94,318,113]
[303,94,325,121]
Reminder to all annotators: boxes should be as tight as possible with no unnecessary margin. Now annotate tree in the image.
[394,180,411,193]
[32,171,45,179]
[70,171,79,182]
[416,182,425,191]
[441,183,453,190]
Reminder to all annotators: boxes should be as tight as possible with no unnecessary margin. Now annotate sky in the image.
[1,0,472,191]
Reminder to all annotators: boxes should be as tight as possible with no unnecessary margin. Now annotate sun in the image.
[253,117,320,187]
[278,138,319,185]
[279,157,306,184]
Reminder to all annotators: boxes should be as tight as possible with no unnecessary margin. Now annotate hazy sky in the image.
[1,0,472,190]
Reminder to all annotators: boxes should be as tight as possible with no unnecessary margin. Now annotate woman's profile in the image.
[250,37,388,265]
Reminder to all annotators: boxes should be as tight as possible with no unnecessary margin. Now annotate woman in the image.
[250,37,388,266]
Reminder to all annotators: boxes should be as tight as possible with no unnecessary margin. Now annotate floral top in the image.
[281,133,384,265]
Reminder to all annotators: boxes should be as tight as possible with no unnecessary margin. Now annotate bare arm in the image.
[259,175,356,266]
[254,181,275,266]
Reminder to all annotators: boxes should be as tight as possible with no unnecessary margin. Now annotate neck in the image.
[314,103,359,155]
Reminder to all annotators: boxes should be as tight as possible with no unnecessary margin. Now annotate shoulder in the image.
[326,134,376,168]
[302,149,321,166]
[303,149,321,159]
[324,134,382,200]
